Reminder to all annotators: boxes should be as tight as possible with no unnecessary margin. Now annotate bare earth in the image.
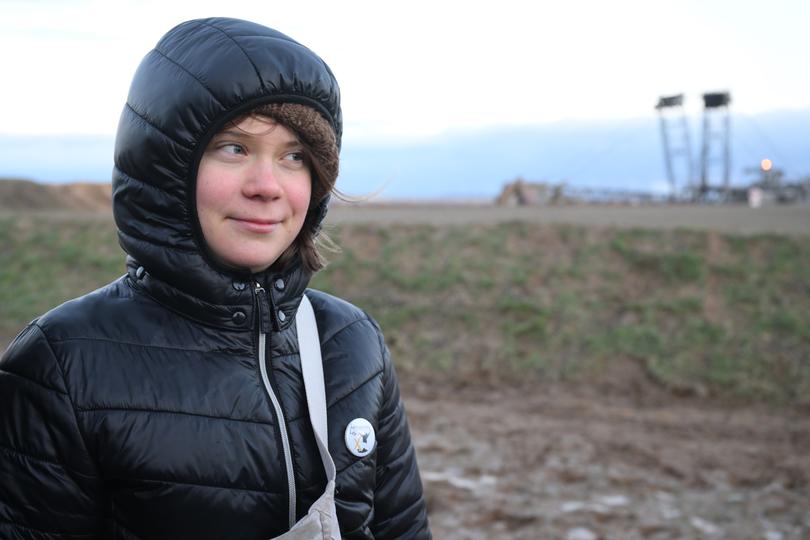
[327,203,810,236]
[321,203,810,539]
[404,381,809,540]
[2,201,808,538]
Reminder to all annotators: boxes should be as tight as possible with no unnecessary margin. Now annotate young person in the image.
[0,17,430,539]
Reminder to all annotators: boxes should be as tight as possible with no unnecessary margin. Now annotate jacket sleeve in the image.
[0,323,103,538]
[370,338,431,539]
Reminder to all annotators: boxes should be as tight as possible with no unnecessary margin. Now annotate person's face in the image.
[196,116,311,273]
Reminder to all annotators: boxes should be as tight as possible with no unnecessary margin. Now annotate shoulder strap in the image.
[296,294,335,481]
[296,294,341,538]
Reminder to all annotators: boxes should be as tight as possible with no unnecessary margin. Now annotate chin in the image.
[248,262,275,273]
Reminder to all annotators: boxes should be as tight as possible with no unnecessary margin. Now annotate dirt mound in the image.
[0,179,111,211]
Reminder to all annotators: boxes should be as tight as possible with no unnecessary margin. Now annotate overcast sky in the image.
[2,0,808,139]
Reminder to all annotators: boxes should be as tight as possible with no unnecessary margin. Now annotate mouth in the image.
[229,217,282,233]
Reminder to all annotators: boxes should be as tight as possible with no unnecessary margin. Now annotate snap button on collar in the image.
[232,281,247,291]
[274,278,285,291]
[231,311,247,326]
[277,310,286,322]
[135,266,145,280]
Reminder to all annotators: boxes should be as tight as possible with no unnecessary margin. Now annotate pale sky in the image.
[2,0,808,139]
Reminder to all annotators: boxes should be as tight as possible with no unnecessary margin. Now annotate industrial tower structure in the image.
[699,91,732,199]
[655,91,732,201]
[655,94,693,197]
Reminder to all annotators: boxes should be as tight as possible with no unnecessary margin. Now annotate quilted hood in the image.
[112,17,341,308]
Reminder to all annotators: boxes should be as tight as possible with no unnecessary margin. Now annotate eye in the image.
[281,151,307,170]
[220,143,247,156]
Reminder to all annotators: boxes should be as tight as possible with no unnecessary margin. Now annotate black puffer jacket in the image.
[0,18,430,539]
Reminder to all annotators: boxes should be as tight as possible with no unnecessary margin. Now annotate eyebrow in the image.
[213,130,302,148]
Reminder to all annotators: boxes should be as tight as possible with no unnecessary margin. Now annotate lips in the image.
[229,217,281,233]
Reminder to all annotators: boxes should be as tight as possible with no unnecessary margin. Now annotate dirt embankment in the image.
[0,179,111,211]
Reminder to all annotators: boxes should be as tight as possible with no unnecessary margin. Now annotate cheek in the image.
[196,162,230,235]
[288,175,313,219]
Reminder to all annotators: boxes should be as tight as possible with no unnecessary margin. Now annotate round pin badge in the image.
[344,418,375,458]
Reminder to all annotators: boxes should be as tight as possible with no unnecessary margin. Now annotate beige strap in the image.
[295,294,341,540]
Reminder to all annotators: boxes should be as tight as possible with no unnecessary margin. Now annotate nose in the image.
[242,159,283,200]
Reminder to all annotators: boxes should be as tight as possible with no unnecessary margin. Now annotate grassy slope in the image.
[2,213,808,404]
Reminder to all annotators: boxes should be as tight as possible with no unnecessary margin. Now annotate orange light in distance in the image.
[761,158,773,171]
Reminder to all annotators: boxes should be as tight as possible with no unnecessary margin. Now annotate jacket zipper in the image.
[255,282,297,529]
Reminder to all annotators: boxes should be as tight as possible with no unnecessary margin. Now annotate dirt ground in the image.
[326,203,810,236]
[369,201,810,538]
[403,380,810,540]
[3,202,809,538]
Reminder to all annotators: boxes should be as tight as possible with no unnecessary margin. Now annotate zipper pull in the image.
[254,282,271,333]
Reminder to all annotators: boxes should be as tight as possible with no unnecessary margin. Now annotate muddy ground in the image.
[345,204,810,540]
[343,204,809,540]
[3,202,809,538]
[403,379,810,540]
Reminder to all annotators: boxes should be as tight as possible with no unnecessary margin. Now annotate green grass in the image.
[0,214,123,332]
[3,212,810,405]
[611,236,706,283]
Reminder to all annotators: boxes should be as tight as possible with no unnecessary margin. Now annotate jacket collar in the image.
[126,256,311,332]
